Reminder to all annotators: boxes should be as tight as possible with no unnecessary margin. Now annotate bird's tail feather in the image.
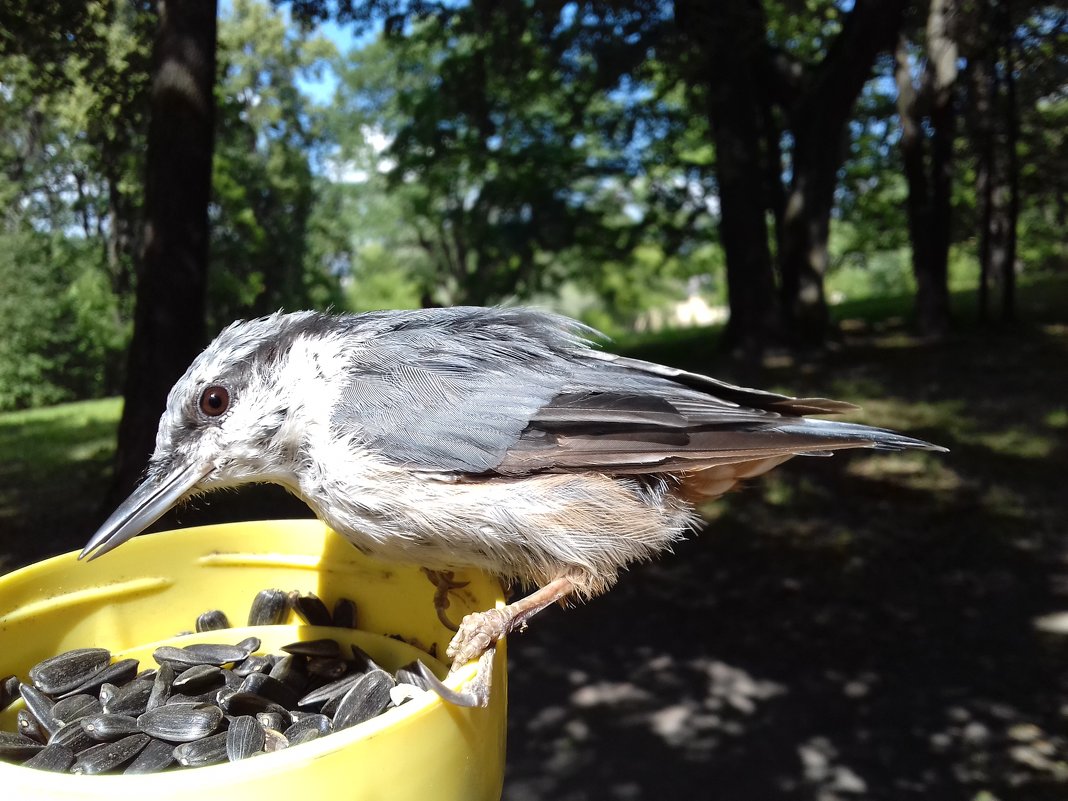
[773,418,947,453]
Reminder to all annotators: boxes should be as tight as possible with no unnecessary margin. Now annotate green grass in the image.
[0,397,121,570]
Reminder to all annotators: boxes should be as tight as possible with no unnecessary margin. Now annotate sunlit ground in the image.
[0,280,1066,799]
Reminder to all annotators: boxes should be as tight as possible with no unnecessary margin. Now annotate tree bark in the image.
[970,0,1019,325]
[997,0,1019,323]
[776,0,907,346]
[109,0,217,503]
[970,39,995,322]
[674,0,780,357]
[896,0,957,339]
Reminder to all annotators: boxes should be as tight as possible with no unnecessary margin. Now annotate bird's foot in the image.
[447,608,513,670]
[416,646,495,708]
[446,574,578,671]
[421,568,470,631]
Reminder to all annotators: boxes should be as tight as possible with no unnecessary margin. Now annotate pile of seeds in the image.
[0,589,434,774]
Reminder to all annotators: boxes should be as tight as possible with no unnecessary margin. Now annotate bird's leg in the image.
[447,575,576,671]
[421,568,470,631]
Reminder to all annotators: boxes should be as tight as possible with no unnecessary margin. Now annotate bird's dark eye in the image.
[199,385,231,417]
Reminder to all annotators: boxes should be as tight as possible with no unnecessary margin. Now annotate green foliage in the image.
[1016,92,1067,275]
[0,229,126,411]
[0,0,149,410]
[328,3,699,308]
[209,0,344,330]
[0,0,1064,413]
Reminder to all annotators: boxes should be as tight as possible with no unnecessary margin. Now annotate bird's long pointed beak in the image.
[79,460,213,561]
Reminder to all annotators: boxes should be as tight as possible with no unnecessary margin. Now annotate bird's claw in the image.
[415,647,495,708]
[447,607,512,671]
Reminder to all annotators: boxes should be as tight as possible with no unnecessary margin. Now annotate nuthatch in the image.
[82,307,942,687]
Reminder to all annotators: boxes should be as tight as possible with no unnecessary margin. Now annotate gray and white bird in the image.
[82,307,943,673]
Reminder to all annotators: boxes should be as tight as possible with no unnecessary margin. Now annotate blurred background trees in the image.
[0,0,1064,466]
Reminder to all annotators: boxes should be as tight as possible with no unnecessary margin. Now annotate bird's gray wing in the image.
[330,307,938,476]
[492,355,937,474]
[330,307,590,472]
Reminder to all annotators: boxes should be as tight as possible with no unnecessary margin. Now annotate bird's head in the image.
[81,311,339,561]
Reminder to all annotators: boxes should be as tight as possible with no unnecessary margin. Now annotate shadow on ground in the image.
[503,322,1068,801]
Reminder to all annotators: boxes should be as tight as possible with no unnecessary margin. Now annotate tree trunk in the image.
[896,0,957,339]
[674,0,779,357]
[109,0,217,504]
[998,0,1019,323]
[778,0,907,346]
[105,173,136,301]
[778,121,834,346]
[971,47,995,322]
[972,0,1019,326]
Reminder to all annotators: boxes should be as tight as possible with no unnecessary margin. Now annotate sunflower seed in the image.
[28,649,110,695]
[0,676,19,713]
[248,588,290,626]
[195,610,231,632]
[332,598,358,629]
[20,679,58,730]
[297,672,361,708]
[0,589,420,773]
[256,712,286,731]
[320,695,342,717]
[59,658,139,699]
[262,727,289,753]
[16,710,45,743]
[173,731,228,768]
[332,670,394,729]
[81,713,140,742]
[267,655,308,693]
[19,684,59,737]
[233,655,272,677]
[153,644,250,668]
[349,643,383,673]
[172,664,225,694]
[281,638,341,658]
[225,715,265,761]
[102,678,154,716]
[48,721,96,752]
[395,663,435,692]
[72,733,149,774]
[284,713,331,743]
[21,743,75,772]
[136,703,223,742]
[0,731,44,760]
[146,662,175,711]
[221,691,290,719]
[291,593,332,626]
[51,694,103,726]
[239,672,299,709]
[308,657,350,680]
[123,737,176,773]
[214,687,238,708]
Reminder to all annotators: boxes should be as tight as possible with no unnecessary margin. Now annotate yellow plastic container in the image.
[0,519,507,800]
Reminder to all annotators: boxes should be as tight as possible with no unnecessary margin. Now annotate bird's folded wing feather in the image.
[328,308,938,476]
